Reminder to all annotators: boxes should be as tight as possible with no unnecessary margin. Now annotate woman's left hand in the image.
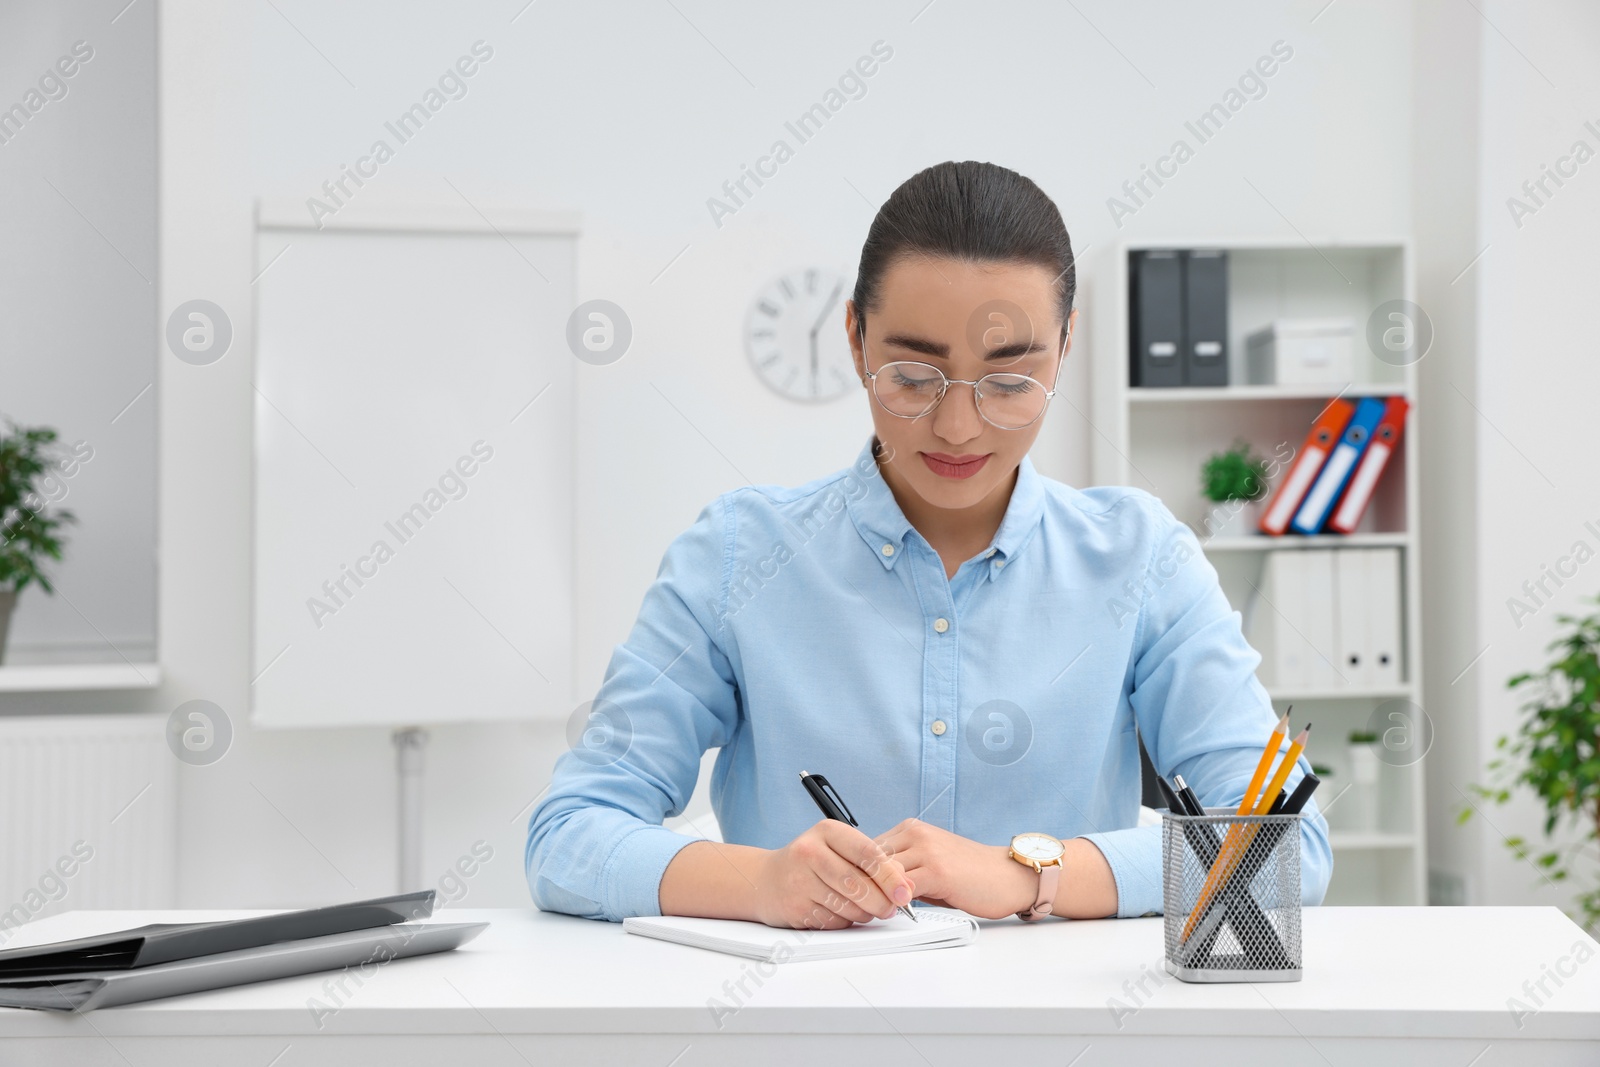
[873,818,1037,920]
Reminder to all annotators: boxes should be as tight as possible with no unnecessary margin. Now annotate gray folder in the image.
[1181,249,1229,386]
[0,890,436,976]
[0,921,487,1012]
[1129,250,1184,387]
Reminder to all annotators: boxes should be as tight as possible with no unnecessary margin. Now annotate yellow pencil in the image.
[1237,713,1289,816]
[1177,714,1287,941]
[1252,724,1313,815]
[1182,723,1313,941]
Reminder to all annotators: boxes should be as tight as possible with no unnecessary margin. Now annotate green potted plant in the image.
[0,418,79,664]
[1461,592,1600,933]
[1199,438,1269,539]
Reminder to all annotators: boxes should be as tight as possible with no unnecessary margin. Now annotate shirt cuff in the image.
[1078,826,1164,918]
[602,824,703,921]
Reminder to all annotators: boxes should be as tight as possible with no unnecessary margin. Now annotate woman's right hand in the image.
[751,819,916,930]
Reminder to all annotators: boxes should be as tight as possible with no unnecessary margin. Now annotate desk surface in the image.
[1,906,1596,1048]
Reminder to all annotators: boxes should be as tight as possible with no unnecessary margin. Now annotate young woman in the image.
[528,161,1331,928]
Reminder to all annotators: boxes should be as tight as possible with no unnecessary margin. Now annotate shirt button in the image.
[882,544,895,556]
[995,560,1006,569]
[930,719,947,736]
[933,617,949,633]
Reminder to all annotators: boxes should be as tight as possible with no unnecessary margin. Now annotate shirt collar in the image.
[844,434,1047,575]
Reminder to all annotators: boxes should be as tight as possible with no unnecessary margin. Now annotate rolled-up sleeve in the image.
[1081,497,1333,918]
[525,494,739,922]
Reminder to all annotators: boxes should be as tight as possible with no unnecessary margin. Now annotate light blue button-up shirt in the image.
[527,435,1332,921]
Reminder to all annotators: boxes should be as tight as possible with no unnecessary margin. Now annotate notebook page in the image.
[623,907,977,963]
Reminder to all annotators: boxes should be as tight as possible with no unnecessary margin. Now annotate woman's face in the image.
[846,255,1077,516]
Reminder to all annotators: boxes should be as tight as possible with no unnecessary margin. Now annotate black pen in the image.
[1172,774,1206,817]
[1277,771,1322,815]
[798,771,917,922]
[1154,773,1187,814]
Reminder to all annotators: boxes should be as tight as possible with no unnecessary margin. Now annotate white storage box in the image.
[1245,318,1354,385]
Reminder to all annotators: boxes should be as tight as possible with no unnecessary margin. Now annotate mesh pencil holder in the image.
[1162,807,1303,983]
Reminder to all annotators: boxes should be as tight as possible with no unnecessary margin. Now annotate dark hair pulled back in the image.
[852,161,1076,345]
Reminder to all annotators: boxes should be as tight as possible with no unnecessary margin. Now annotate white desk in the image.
[1,906,1596,1065]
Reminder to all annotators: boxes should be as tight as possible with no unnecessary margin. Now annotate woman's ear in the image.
[1063,307,1080,357]
[846,300,867,382]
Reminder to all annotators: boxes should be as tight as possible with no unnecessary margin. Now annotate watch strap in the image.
[1018,860,1060,921]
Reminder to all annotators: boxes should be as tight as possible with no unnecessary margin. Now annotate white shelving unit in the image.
[1202,532,1410,553]
[1128,382,1407,404]
[1089,237,1427,906]
[0,662,162,692]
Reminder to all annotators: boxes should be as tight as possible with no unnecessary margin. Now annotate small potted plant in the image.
[1461,593,1600,933]
[0,418,79,664]
[1199,438,1269,540]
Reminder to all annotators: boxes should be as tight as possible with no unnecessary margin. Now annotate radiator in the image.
[0,715,175,940]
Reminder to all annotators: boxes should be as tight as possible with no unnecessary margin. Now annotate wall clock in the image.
[744,268,857,402]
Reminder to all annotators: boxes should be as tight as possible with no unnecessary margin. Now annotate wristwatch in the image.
[1008,832,1065,921]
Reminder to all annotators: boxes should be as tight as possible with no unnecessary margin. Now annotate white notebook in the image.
[623,907,977,963]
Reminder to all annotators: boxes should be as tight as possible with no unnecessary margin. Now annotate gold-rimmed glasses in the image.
[858,325,1069,430]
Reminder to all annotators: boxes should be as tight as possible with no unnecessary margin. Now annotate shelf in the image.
[1121,236,1411,252]
[1267,685,1415,702]
[1203,533,1411,552]
[1093,238,1427,906]
[1129,383,1408,403]
[0,662,162,692]
[1328,831,1418,851]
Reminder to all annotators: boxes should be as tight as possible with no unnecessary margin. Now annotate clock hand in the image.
[809,280,843,337]
[808,281,843,395]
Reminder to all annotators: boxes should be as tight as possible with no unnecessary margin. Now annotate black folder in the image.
[1129,250,1184,387]
[0,890,434,977]
[1181,249,1229,386]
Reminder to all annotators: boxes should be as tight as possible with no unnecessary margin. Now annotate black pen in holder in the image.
[1161,807,1303,983]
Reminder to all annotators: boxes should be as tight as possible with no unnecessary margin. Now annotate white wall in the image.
[5,0,1579,919]
[1418,0,1600,910]
[1413,0,1485,902]
[1,0,1426,910]
[149,0,1421,910]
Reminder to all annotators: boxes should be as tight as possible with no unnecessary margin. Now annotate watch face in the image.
[1013,832,1064,862]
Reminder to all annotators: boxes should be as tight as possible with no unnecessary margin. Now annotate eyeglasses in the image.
[858,325,1069,431]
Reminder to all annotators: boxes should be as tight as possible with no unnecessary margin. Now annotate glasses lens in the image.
[872,361,945,418]
[976,373,1049,429]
